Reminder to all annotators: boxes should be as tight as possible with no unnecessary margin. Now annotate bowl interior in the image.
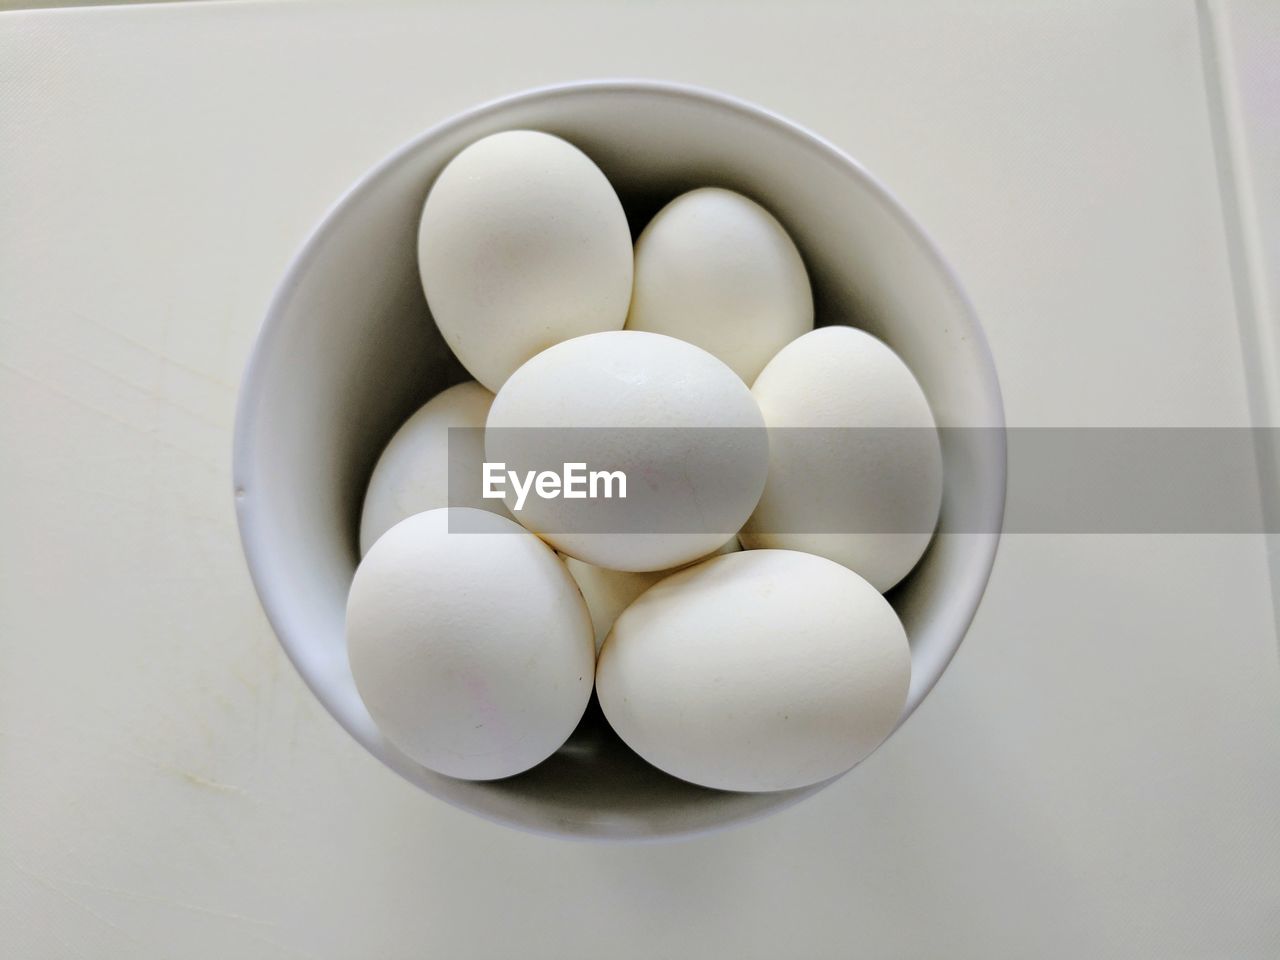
[234,82,1005,840]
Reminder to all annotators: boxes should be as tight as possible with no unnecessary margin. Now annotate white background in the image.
[2,1,1278,956]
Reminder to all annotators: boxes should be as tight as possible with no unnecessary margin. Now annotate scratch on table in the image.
[230,663,260,695]
[55,876,276,928]
[0,360,222,471]
[9,853,315,958]
[5,853,146,950]
[7,314,228,431]
[109,740,253,800]
[177,770,249,796]
[77,310,236,391]
[66,347,227,432]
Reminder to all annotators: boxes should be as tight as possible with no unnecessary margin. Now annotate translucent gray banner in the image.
[447,427,1275,534]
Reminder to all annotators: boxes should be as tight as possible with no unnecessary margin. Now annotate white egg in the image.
[741,326,943,592]
[485,330,769,572]
[626,188,813,383]
[564,536,740,655]
[359,381,498,556]
[346,508,594,781]
[596,549,911,792]
[417,130,633,392]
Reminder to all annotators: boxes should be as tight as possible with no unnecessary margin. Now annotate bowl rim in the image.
[232,77,1007,840]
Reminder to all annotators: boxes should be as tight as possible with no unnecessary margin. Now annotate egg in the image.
[626,187,813,383]
[485,330,769,572]
[564,536,740,655]
[741,326,943,592]
[596,549,911,792]
[359,381,498,556]
[346,508,594,781]
[417,130,633,392]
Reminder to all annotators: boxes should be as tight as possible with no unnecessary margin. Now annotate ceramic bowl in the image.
[233,80,1006,840]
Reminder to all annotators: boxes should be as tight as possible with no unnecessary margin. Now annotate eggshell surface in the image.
[596,549,911,792]
[359,381,498,556]
[741,326,943,592]
[417,130,633,392]
[346,508,594,781]
[564,536,739,655]
[627,188,813,383]
[485,331,769,572]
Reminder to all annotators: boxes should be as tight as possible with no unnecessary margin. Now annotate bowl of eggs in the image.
[233,80,1006,840]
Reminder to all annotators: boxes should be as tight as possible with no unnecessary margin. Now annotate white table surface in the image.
[2,1,1278,957]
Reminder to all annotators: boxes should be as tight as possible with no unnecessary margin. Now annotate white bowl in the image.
[233,80,1006,840]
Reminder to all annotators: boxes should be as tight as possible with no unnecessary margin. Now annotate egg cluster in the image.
[347,130,943,794]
